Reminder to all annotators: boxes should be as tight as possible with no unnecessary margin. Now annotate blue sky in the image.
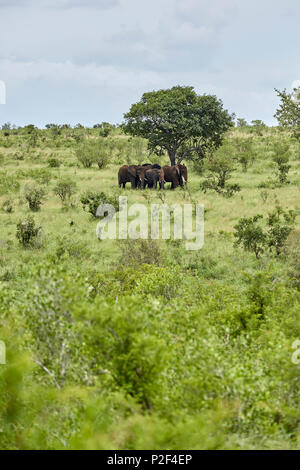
[0,0,299,127]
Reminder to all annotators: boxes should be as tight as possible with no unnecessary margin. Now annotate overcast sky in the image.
[0,0,299,127]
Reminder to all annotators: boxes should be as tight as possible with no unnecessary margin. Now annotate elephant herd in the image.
[118,163,188,190]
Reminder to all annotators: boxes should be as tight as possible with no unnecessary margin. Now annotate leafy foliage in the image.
[200,144,241,197]
[54,177,77,205]
[24,185,46,211]
[16,216,42,247]
[234,206,297,257]
[81,191,119,218]
[275,88,300,139]
[123,86,234,165]
[271,142,291,184]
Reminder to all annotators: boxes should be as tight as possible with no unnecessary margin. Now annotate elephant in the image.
[142,163,162,169]
[118,165,131,188]
[162,165,182,189]
[144,168,165,189]
[178,164,188,184]
[118,165,149,189]
[133,165,149,188]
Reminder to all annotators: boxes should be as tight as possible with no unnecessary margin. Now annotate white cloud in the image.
[1,0,300,126]
[0,58,166,90]
[0,0,118,8]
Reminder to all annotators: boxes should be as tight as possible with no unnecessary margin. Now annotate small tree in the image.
[250,120,267,136]
[54,178,77,205]
[234,215,266,259]
[200,144,240,197]
[271,142,291,184]
[92,138,112,169]
[267,205,297,255]
[233,137,255,172]
[236,118,248,128]
[75,143,94,168]
[76,139,111,169]
[274,87,300,139]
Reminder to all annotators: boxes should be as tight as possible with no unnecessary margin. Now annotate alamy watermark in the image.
[291,80,300,104]
[96,196,204,250]
[0,341,6,364]
[0,80,6,105]
[291,340,300,365]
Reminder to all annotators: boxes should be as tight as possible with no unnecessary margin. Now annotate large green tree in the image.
[122,86,234,166]
[274,87,300,139]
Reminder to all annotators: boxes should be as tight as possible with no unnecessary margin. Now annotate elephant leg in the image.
[130,177,136,189]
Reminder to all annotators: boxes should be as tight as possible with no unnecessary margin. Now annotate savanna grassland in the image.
[0,124,299,449]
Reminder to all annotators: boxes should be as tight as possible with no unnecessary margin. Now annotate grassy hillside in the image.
[0,125,299,449]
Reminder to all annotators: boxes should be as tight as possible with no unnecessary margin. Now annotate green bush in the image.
[234,214,266,258]
[54,178,77,205]
[47,157,61,168]
[75,143,94,168]
[118,239,164,268]
[234,205,297,258]
[200,145,241,197]
[16,216,42,247]
[76,139,112,169]
[81,191,119,218]
[24,185,47,211]
[272,142,291,184]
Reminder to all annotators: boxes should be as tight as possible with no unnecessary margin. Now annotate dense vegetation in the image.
[0,120,299,449]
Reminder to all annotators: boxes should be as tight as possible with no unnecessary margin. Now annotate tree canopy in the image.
[274,87,300,139]
[122,86,234,165]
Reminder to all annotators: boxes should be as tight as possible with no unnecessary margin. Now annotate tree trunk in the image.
[168,149,176,166]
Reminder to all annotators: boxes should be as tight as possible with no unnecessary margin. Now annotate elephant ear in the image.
[175,165,180,176]
[138,167,146,177]
[128,166,137,177]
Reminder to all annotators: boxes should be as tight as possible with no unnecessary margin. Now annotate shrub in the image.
[234,205,297,258]
[200,145,241,197]
[2,199,13,213]
[55,236,90,260]
[234,215,266,259]
[272,142,291,184]
[92,138,112,169]
[69,294,170,409]
[24,185,46,211]
[54,178,77,205]
[250,119,267,136]
[118,239,164,268]
[99,127,110,137]
[76,138,114,169]
[81,191,119,218]
[21,265,91,387]
[16,216,42,247]
[76,138,112,169]
[75,143,94,168]
[267,205,297,255]
[233,137,255,171]
[47,157,61,168]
